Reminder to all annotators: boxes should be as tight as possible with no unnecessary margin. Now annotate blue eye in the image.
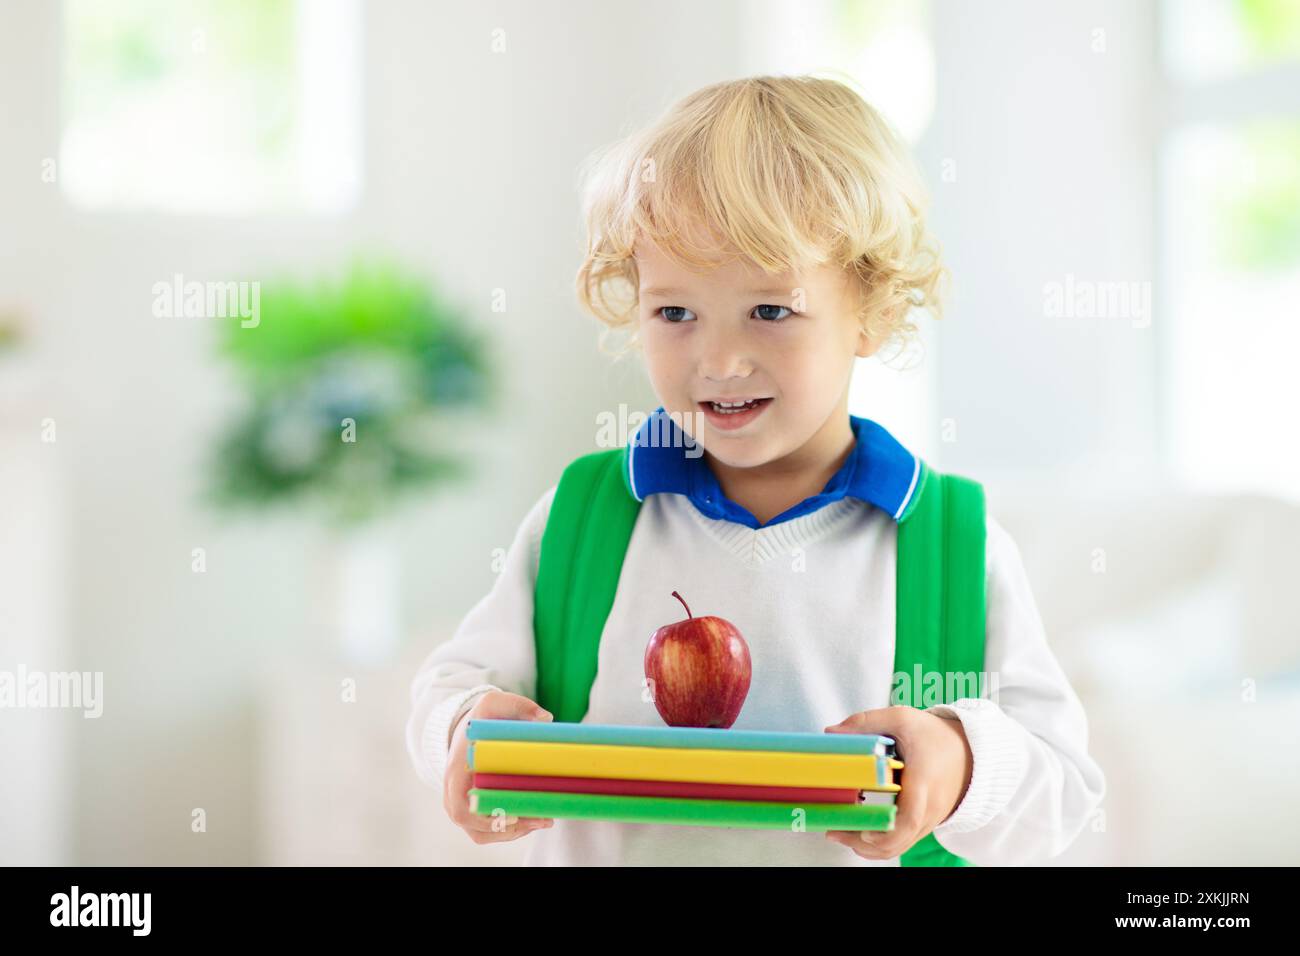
[753,304,792,322]
[658,306,696,323]
[655,305,791,323]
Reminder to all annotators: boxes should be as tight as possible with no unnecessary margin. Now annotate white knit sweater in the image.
[406,484,1106,866]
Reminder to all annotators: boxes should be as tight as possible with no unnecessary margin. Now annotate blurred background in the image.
[2,0,1298,866]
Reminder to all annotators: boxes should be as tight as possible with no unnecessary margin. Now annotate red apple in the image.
[644,591,751,728]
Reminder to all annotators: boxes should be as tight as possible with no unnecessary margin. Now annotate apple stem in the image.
[671,590,692,619]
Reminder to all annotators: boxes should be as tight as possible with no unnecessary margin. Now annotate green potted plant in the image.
[207,258,495,663]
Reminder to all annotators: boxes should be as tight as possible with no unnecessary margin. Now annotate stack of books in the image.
[466,718,902,831]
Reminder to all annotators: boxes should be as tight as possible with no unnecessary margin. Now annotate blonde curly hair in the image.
[574,73,948,366]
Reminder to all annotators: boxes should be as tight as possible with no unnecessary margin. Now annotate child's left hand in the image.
[822,705,973,860]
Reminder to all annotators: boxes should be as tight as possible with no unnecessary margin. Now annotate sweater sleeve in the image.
[924,511,1106,865]
[404,484,557,792]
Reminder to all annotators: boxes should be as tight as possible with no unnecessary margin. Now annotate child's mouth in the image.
[697,397,773,431]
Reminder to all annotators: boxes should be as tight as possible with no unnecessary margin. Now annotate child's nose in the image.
[696,328,753,382]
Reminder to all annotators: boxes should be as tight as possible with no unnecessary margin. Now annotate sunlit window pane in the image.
[1163,0,1300,81]
[832,0,935,143]
[60,0,362,215]
[1162,121,1300,501]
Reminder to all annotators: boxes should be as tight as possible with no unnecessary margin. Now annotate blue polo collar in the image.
[624,406,923,529]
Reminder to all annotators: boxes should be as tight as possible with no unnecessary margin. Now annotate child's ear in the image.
[855,329,877,358]
[855,299,900,357]
[855,314,886,358]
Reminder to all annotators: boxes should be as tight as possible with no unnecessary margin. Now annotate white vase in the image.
[335,521,400,667]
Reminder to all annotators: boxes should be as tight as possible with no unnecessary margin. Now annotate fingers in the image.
[854,821,916,859]
[892,781,928,836]
[448,692,556,841]
[471,691,553,723]
[464,814,556,844]
[824,829,867,854]
[852,831,912,859]
[823,827,904,861]
[446,775,557,840]
[825,825,919,860]
[824,705,913,736]
[858,781,928,856]
[823,709,921,858]
[825,781,931,859]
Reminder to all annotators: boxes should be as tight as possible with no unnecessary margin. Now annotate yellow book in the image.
[469,740,903,791]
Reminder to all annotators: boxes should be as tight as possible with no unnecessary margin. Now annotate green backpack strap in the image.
[534,446,642,724]
[894,459,987,867]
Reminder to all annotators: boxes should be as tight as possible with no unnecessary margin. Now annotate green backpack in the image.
[532,444,986,867]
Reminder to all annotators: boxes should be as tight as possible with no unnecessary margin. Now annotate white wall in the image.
[923,0,1160,502]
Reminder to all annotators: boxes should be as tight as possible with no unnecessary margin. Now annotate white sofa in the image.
[993,490,1300,865]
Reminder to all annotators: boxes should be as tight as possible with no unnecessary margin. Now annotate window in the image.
[830,0,935,144]
[1164,0,1300,81]
[1159,0,1300,501]
[60,0,362,216]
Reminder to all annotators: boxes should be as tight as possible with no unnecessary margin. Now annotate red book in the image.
[471,772,859,804]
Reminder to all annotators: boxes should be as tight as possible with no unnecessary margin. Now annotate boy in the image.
[406,75,1105,865]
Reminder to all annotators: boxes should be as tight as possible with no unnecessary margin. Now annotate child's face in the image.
[634,234,877,470]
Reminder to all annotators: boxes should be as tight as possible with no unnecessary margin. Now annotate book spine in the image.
[472,772,861,804]
[468,788,897,832]
[465,719,892,756]
[470,740,896,790]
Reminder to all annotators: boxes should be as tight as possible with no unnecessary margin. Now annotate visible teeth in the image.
[709,399,762,414]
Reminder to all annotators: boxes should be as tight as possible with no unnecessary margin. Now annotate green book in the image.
[469,788,897,832]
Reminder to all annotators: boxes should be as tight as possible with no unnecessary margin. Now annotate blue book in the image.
[465,718,895,757]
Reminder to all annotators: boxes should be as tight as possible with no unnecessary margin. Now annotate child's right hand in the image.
[444,690,557,843]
